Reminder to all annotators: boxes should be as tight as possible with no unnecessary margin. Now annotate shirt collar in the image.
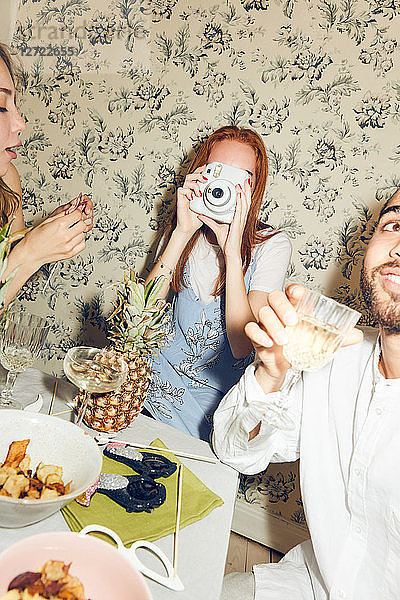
[373,332,400,388]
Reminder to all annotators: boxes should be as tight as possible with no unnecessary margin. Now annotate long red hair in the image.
[168,125,271,296]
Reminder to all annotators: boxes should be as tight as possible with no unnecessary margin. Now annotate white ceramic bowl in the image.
[0,532,152,600]
[0,410,102,528]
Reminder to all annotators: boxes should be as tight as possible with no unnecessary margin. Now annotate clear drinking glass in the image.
[0,310,49,409]
[283,290,361,372]
[63,346,128,427]
[274,290,361,429]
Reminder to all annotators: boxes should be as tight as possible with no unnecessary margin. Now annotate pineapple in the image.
[81,271,170,433]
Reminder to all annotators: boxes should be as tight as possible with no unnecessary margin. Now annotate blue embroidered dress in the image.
[145,228,291,440]
[145,260,256,441]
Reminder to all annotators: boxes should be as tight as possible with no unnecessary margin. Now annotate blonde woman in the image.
[0,42,93,303]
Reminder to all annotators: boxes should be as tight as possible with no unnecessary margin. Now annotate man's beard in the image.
[361,260,400,333]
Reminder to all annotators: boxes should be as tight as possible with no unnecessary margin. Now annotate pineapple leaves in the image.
[0,222,26,311]
[0,221,12,245]
[144,276,165,307]
[108,272,170,358]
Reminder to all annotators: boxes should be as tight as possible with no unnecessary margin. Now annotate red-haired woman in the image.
[145,126,291,441]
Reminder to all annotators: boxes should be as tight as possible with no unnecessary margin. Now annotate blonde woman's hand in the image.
[175,166,206,238]
[48,194,93,233]
[72,194,93,232]
[19,209,87,268]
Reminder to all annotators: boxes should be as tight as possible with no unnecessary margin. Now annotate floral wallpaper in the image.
[10,0,400,373]
[8,0,400,535]
[238,460,308,531]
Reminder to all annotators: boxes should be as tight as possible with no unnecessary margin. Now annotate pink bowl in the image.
[0,532,152,600]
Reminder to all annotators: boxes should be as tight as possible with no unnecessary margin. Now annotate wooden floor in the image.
[224,532,283,574]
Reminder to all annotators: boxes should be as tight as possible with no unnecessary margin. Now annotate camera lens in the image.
[204,180,232,210]
[212,188,224,199]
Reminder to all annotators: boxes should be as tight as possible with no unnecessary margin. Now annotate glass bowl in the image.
[63,346,128,394]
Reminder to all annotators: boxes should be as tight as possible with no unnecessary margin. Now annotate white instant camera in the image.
[189,161,249,224]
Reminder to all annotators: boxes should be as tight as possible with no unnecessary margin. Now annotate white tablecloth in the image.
[0,368,238,600]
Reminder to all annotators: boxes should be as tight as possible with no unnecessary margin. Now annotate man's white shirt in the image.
[213,328,400,600]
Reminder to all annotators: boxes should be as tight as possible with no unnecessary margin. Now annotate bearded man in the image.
[213,191,400,600]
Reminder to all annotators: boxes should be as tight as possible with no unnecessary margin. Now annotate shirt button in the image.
[355,525,362,534]
[354,468,361,476]
[375,407,383,415]
[338,591,345,598]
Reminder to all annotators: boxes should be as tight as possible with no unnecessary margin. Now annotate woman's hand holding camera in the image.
[175,166,206,239]
[146,166,208,299]
[199,178,252,260]
[224,178,252,260]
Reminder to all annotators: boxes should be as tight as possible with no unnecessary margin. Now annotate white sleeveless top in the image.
[188,230,292,304]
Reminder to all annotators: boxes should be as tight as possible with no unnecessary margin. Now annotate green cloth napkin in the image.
[61,438,223,547]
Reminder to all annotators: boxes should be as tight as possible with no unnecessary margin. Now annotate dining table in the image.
[0,367,239,600]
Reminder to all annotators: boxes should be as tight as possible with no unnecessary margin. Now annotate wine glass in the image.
[63,346,128,427]
[272,290,361,429]
[0,310,49,409]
